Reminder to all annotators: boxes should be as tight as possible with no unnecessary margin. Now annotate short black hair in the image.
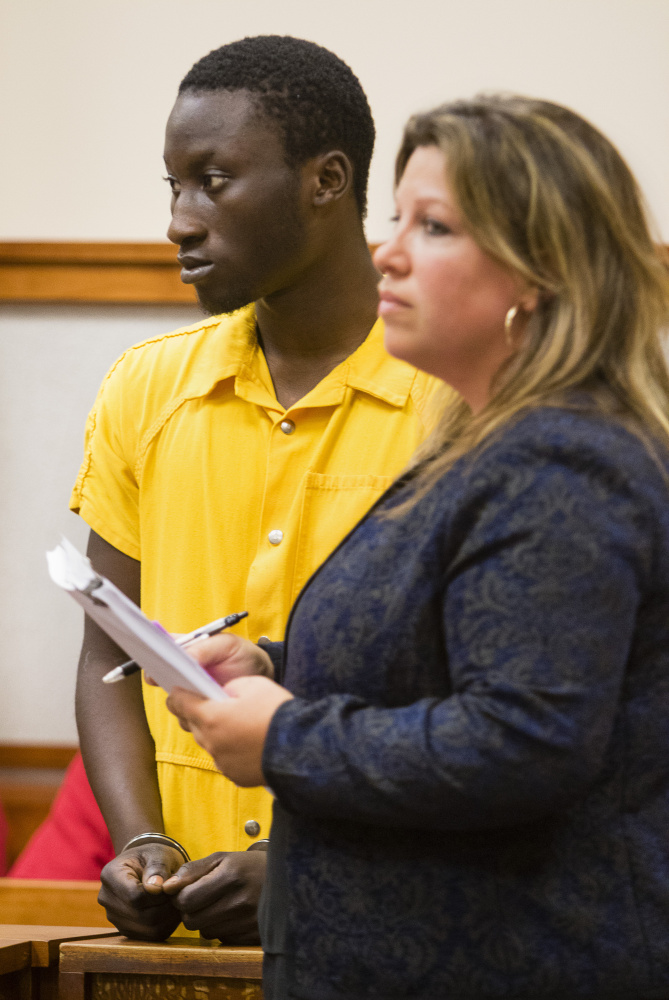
[179,35,375,218]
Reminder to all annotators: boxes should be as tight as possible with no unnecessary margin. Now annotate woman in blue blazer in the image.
[166,95,669,1000]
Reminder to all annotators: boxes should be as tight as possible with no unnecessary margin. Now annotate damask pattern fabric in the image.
[262,406,669,999]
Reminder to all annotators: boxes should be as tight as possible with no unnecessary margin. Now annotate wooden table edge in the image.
[0,938,32,976]
[59,936,264,979]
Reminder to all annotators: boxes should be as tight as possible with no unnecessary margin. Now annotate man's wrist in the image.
[122,832,190,864]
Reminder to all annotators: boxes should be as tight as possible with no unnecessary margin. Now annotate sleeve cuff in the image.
[257,639,284,682]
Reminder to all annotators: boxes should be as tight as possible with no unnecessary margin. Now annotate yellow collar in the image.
[185,305,417,413]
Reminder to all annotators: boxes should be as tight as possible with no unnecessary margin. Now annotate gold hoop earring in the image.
[504,305,519,347]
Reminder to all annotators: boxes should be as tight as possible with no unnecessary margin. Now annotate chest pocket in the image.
[291,471,393,601]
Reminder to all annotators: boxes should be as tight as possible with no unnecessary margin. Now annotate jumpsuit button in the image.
[280,419,295,435]
[268,529,284,546]
[245,820,261,838]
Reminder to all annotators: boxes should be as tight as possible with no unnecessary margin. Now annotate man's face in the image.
[164,89,308,315]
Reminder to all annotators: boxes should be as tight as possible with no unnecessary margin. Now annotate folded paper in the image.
[47,537,227,701]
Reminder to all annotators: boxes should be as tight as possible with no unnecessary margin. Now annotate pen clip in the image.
[82,575,107,607]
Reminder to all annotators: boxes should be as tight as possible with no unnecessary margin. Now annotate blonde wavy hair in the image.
[396,94,669,487]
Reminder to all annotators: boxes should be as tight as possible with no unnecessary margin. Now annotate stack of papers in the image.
[47,538,227,701]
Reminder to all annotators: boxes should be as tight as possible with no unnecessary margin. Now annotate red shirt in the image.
[9,751,114,880]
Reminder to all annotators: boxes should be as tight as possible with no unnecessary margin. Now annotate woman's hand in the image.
[145,632,273,688]
[166,676,293,786]
[187,633,274,685]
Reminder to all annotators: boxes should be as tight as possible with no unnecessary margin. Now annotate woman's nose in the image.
[373,232,408,277]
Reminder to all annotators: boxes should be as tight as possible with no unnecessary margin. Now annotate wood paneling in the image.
[0,242,196,304]
[0,241,385,304]
[0,786,61,870]
[0,883,112,929]
[0,745,78,868]
[0,746,77,771]
[0,243,179,263]
[1,239,665,305]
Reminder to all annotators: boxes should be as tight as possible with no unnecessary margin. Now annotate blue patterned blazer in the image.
[261,406,669,999]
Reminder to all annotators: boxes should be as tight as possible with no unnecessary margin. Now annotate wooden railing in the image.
[0,241,381,304]
[0,924,263,999]
[0,242,196,304]
[60,935,263,999]
[0,880,110,928]
[0,925,118,1000]
[0,744,78,868]
[1,239,665,306]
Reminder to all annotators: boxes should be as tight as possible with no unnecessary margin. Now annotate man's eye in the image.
[163,175,181,194]
[203,174,227,192]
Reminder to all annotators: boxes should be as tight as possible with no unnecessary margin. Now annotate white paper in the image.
[47,538,227,701]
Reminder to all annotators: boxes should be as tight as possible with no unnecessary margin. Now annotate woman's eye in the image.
[203,174,227,192]
[423,218,450,236]
[163,175,181,194]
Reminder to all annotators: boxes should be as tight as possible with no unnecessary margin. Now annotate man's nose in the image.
[167,193,207,246]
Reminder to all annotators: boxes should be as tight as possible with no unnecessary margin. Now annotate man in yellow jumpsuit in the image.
[74,35,443,942]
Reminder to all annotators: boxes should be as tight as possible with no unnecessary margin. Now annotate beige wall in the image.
[0,0,667,742]
[1,0,668,243]
[0,305,200,743]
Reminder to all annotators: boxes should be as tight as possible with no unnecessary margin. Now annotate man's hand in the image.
[162,849,267,943]
[98,843,185,940]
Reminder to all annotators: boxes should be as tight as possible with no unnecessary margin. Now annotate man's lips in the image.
[378,289,411,316]
[177,254,215,284]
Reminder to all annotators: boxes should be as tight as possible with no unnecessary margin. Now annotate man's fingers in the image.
[100,854,148,905]
[171,853,241,910]
[99,844,186,899]
[141,851,186,894]
[174,851,265,910]
[99,901,181,942]
[98,851,184,941]
[169,852,265,944]
[98,884,169,920]
[162,855,222,895]
[183,893,260,943]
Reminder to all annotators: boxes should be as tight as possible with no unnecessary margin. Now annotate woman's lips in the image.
[378,290,411,317]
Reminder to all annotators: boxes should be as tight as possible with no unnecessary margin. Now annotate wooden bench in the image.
[0,744,77,868]
[0,925,116,1000]
[0,880,111,928]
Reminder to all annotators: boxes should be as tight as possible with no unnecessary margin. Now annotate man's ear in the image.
[310,151,353,206]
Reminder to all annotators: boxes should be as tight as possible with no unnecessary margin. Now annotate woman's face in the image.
[374,145,536,412]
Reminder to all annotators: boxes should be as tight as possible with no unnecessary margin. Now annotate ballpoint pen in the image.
[101,611,248,684]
